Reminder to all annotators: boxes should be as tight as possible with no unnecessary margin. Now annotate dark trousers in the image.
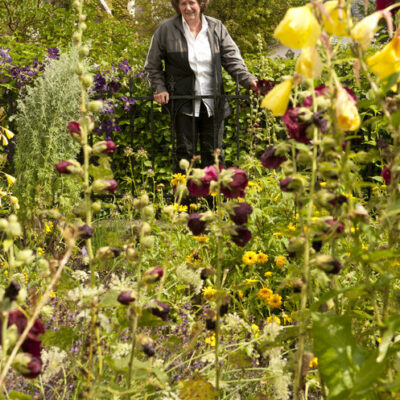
[174,102,224,171]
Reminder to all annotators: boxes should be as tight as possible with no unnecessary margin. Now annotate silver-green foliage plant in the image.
[12,49,82,222]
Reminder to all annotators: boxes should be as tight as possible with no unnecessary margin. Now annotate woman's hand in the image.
[154,91,169,105]
[249,80,258,92]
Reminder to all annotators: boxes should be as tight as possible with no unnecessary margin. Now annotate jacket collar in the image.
[172,14,216,35]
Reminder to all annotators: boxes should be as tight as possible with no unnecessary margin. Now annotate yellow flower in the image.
[261,80,293,117]
[320,182,327,188]
[37,247,45,256]
[322,1,350,37]
[4,173,16,186]
[257,252,269,264]
[335,86,360,131]
[189,203,198,211]
[257,288,273,302]
[0,261,7,268]
[391,261,400,267]
[361,244,368,251]
[266,315,281,325]
[273,193,281,202]
[50,291,56,298]
[0,126,14,146]
[273,232,282,237]
[351,12,382,50]
[10,196,19,209]
[295,46,322,79]
[202,286,217,301]
[287,223,296,231]
[24,272,29,283]
[186,250,201,263]
[264,271,273,277]
[245,279,258,284]
[251,323,260,338]
[45,221,53,233]
[367,35,400,82]
[275,256,286,268]
[205,335,216,347]
[283,314,293,325]
[4,270,8,277]
[242,251,258,266]
[377,337,382,344]
[170,173,186,186]
[247,181,258,187]
[193,236,208,243]
[238,290,244,299]
[267,293,283,309]
[274,5,321,49]
[173,203,188,213]
[309,357,318,368]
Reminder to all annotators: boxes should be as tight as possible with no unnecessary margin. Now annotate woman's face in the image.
[179,0,201,24]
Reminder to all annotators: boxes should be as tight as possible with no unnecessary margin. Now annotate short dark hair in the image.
[170,0,209,14]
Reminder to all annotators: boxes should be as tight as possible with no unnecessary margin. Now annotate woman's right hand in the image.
[154,91,169,105]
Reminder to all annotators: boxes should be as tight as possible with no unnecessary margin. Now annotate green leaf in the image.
[179,376,218,400]
[227,348,253,369]
[9,392,33,400]
[89,157,114,180]
[105,356,130,373]
[41,326,79,351]
[138,309,169,327]
[100,290,120,307]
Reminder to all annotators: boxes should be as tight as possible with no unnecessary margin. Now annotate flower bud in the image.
[144,266,163,283]
[0,218,8,230]
[137,334,155,357]
[162,205,175,218]
[6,218,22,237]
[140,194,150,207]
[125,246,138,261]
[175,184,188,198]
[314,254,343,274]
[78,224,94,239]
[200,265,215,280]
[188,213,207,235]
[92,179,118,194]
[81,73,93,88]
[72,32,81,45]
[348,203,369,223]
[220,293,230,317]
[292,278,303,293]
[141,222,152,236]
[79,22,87,31]
[79,14,87,21]
[92,140,117,156]
[4,281,20,302]
[88,100,104,113]
[179,159,190,170]
[176,212,189,224]
[92,201,102,213]
[117,290,137,305]
[141,205,154,220]
[287,236,306,257]
[16,249,34,265]
[96,246,118,261]
[67,121,81,141]
[12,353,42,379]
[150,300,170,321]
[37,259,50,278]
[55,160,83,176]
[140,236,154,248]
[78,45,90,58]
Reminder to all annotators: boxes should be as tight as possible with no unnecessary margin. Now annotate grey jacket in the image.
[144,15,256,119]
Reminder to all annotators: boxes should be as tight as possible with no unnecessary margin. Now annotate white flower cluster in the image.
[222,312,247,335]
[111,342,131,359]
[67,284,105,307]
[41,346,68,383]
[175,263,203,294]
[76,310,111,333]
[110,273,135,292]
[70,269,90,283]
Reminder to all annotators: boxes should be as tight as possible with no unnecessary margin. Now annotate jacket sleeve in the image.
[144,27,167,94]
[219,24,257,90]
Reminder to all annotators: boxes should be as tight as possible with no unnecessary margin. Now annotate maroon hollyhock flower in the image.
[230,203,253,225]
[4,311,45,358]
[150,300,170,321]
[382,167,391,185]
[329,194,347,207]
[282,108,311,144]
[188,166,218,198]
[231,225,252,247]
[55,161,73,174]
[104,179,118,193]
[78,224,94,240]
[188,213,207,235]
[93,140,117,155]
[303,85,329,108]
[21,355,43,379]
[117,290,136,305]
[67,121,81,135]
[255,79,275,96]
[221,168,248,199]
[376,0,399,13]
[260,146,286,169]
[279,177,295,192]
[326,219,345,234]
[149,267,163,282]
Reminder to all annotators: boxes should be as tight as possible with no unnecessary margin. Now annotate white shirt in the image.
[182,15,214,117]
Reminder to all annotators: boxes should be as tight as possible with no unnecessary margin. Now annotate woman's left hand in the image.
[250,80,258,92]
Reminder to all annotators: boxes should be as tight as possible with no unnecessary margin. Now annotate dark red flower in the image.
[78,224,94,239]
[279,177,295,192]
[117,290,136,305]
[221,168,248,199]
[55,161,73,174]
[231,225,252,247]
[230,202,253,225]
[325,219,345,234]
[104,179,118,193]
[382,167,391,185]
[67,121,81,135]
[255,79,275,96]
[260,146,286,169]
[329,194,348,207]
[93,140,117,155]
[188,213,207,235]
[282,108,311,144]
[149,267,163,282]
[4,281,20,302]
[303,85,329,108]
[150,300,170,321]
[376,0,399,13]
[22,355,43,379]
[188,166,218,198]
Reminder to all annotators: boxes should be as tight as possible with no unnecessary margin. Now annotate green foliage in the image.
[12,49,83,222]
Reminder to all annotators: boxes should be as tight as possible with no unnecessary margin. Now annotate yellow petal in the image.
[261,80,293,117]
[274,5,321,49]
[322,0,351,37]
[295,46,323,79]
[335,87,360,131]
[1,135,8,146]
[4,173,16,185]
[1,127,14,140]
[351,12,382,50]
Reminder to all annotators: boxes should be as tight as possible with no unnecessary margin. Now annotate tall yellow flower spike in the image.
[335,86,360,131]
[274,5,321,49]
[351,12,382,50]
[261,79,293,117]
[295,46,323,79]
[322,1,351,37]
[367,34,400,82]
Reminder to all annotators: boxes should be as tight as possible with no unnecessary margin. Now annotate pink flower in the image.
[220,168,248,199]
[55,161,73,174]
[188,166,218,197]
[382,166,391,185]
[260,146,286,169]
[67,121,81,135]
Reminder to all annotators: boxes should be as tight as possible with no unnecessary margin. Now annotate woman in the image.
[144,0,257,170]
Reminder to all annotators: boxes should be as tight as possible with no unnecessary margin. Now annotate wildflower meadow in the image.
[1,0,400,399]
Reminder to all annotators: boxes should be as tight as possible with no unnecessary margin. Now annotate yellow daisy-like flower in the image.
[361,244,368,251]
[287,223,296,231]
[45,221,53,233]
[205,335,216,347]
[264,271,272,277]
[186,250,201,263]
[189,203,198,211]
[37,247,45,256]
[170,173,186,186]
[273,232,282,237]
[266,315,281,325]
[173,203,188,213]
[309,357,318,368]
[202,286,217,301]
[242,251,258,266]
[257,288,273,302]
[283,314,293,325]
[193,236,208,243]
[275,256,286,268]
[267,293,282,308]
[251,323,260,338]
[257,252,269,264]
[50,291,56,298]
[245,279,258,285]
